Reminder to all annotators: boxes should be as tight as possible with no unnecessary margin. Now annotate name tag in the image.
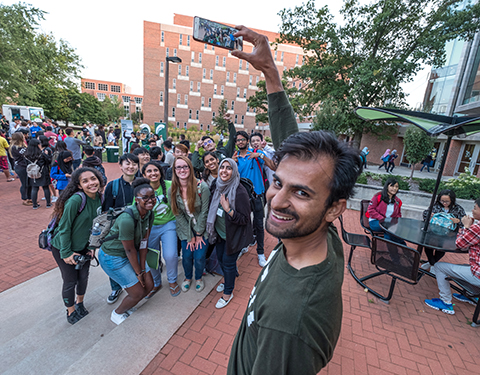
[140,240,147,248]
[217,207,224,217]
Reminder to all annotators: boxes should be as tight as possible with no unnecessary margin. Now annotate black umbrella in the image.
[355,107,480,231]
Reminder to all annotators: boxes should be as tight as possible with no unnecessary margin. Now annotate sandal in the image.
[181,279,191,292]
[169,283,181,297]
[145,285,162,300]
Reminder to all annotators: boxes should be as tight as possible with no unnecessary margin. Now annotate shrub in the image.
[443,170,480,200]
[356,173,368,185]
[418,179,446,193]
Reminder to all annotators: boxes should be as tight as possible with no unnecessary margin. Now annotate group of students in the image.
[50,146,255,325]
[366,178,480,316]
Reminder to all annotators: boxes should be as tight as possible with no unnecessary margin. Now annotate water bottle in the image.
[92,223,101,236]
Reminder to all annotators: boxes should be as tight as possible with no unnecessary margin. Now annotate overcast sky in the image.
[8,0,429,108]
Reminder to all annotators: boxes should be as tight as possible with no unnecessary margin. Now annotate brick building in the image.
[143,14,305,134]
[81,78,143,118]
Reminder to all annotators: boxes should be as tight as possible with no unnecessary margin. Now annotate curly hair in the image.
[52,167,105,221]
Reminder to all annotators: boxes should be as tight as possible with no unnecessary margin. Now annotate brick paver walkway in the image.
[2,164,480,374]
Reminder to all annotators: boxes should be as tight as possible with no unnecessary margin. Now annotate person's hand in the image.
[462,215,474,229]
[196,140,203,151]
[248,151,261,160]
[220,194,230,212]
[450,217,460,224]
[224,113,231,122]
[65,173,71,178]
[232,151,239,163]
[64,253,80,265]
[137,272,145,288]
[260,140,267,149]
[186,238,196,251]
[195,236,206,250]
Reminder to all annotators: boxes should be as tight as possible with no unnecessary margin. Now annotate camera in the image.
[74,254,92,270]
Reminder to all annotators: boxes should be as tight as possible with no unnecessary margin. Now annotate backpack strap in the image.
[112,178,120,205]
[74,191,88,213]
[253,149,266,188]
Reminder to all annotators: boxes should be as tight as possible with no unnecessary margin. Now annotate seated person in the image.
[367,177,404,243]
[421,189,466,271]
[424,198,480,315]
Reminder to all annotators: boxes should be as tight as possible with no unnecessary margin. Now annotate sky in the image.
[7,0,429,108]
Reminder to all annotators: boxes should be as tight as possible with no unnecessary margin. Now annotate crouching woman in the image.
[98,178,155,325]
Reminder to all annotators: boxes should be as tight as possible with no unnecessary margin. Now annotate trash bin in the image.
[106,146,119,163]
[93,147,103,161]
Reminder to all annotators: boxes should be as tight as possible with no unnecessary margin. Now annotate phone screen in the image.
[193,16,243,51]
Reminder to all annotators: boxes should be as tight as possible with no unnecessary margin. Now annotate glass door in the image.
[457,143,479,174]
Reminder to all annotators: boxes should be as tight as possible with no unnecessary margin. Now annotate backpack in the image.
[92,164,107,184]
[88,207,137,249]
[239,177,257,211]
[26,158,42,180]
[38,192,88,250]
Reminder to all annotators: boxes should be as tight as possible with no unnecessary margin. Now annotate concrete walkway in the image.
[366,163,454,181]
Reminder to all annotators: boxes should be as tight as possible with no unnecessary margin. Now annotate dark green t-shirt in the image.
[101,204,154,257]
[227,224,344,375]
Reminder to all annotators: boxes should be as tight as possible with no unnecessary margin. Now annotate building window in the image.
[296,54,299,64]
[231,101,234,110]
[191,52,195,62]
[274,51,277,60]
[214,84,217,95]
[172,107,175,117]
[243,88,247,98]
[160,62,164,74]
[239,60,242,69]
[207,124,210,131]
[179,34,183,45]
[110,85,121,92]
[299,82,302,89]
[237,88,240,98]
[201,97,205,107]
[197,82,201,92]
[97,93,105,101]
[281,51,284,62]
[210,69,213,79]
[186,66,189,77]
[178,65,182,75]
[196,110,199,120]
[216,56,219,66]
[161,31,164,42]
[184,123,187,130]
[134,97,142,104]
[160,92,163,103]
[172,78,176,89]
[122,95,131,103]
[227,72,230,82]
[166,47,169,57]
[203,68,206,79]
[110,94,118,100]
[212,112,215,119]
[208,98,212,108]
[246,62,249,70]
[235,114,238,123]
[190,81,193,91]
[177,94,181,104]
[233,73,237,83]
[246,104,249,112]
[241,115,244,124]
[212,45,214,51]
[184,95,188,105]
[249,75,253,85]
[221,85,224,95]
[200,124,203,130]
[124,105,129,113]
[84,81,95,89]
[256,76,259,84]
[199,53,202,63]
[98,83,108,91]
[189,109,192,119]
[174,48,177,57]
[176,121,180,128]
[187,35,190,46]
[223,56,226,67]
[293,82,296,87]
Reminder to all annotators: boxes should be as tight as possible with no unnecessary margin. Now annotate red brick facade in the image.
[143,14,305,134]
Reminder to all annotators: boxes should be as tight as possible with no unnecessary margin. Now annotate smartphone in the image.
[193,16,243,51]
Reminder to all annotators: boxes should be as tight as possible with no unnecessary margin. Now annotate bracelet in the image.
[136,270,145,276]
[228,208,233,214]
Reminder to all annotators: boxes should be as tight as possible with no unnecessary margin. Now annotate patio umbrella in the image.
[354,107,480,231]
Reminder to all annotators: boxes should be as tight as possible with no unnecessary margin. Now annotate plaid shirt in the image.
[456,223,480,280]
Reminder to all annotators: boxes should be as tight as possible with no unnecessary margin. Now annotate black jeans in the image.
[252,194,265,255]
[32,185,51,206]
[51,246,91,308]
[14,166,31,200]
[424,247,445,266]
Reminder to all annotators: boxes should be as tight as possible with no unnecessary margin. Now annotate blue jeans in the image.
[72,158,82,170]
[216,238,240,295]
[420,162,430,172]
[148,220,178,287]
[181,237,209,280]
[369,219,406,245]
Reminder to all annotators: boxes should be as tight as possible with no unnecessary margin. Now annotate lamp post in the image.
[164,56,182,136]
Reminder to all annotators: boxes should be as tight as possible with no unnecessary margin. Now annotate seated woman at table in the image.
[367,177,405,244]
[421,189,466,271]
[424,198,480,315]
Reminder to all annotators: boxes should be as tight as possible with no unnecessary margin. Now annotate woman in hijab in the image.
[378,149,391,171]
[387,149,398,173]
[207,158,253,309]
[360,147,369,169]
[51,150,73,194]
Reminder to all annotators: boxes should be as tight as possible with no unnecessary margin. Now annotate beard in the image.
[265,199,328,239]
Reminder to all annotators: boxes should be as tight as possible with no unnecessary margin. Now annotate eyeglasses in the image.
[440,200,451,204]
[236,138,247,143]
[204,139,213,145]
[137,195,156,202]
[175,165,190,171]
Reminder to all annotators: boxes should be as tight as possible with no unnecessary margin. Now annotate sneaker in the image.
[453,293,479,306]
[420,262,431,271]
[249,238,257,247]
[111,309,130,325]
[425,298,455,315]
[107,289,123,304]
[196,279,205,292]
[258,254,267,267]
[51,196,58,203]
[32,205,41,210]
[41,197,46,200]
[66,309,84,325]
[430,265,436,275]
[46,204,52,208]
[215,294,234,309]
[181,279,191,292]
[216,283,225,293]
[75,302,89,318]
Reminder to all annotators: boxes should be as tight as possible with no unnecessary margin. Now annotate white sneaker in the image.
[51,196,58,203]
[420,263,431,271]
[111,309,130,325]
[216,283,225,293]
[258,254,267,267]
[430,265,436,275]
[215,294,233,309]
[41,197,46,200]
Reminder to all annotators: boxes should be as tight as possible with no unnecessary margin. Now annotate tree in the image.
[213,99,229,133]
[0,3,82,105]
[131,110,144,125]
[403,126,434,179]
[277,0,480,147]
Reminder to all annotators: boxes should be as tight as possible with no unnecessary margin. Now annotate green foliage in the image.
[277,0,480,147]
[213,100,229,133]
[0,3,83,105]
[265,136,272,143]
[443,170,480,200]
[404,126,434,179]
[130,111,144,125]
[356,173,368,185]
[418,179,447,193]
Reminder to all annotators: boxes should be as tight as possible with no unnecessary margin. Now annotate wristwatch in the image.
[259,153,264,159]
